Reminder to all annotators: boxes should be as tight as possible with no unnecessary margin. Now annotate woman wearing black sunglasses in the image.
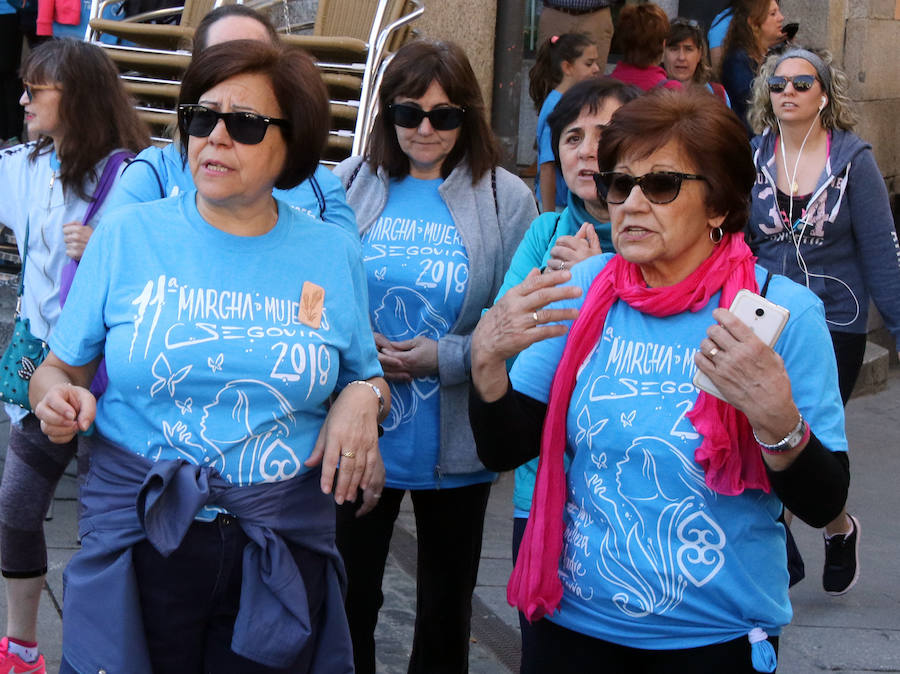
[332,39,536,673]
[469,88,849,672]
[746,48,900,597]
[105,4,358,235]
[28,41,388,674]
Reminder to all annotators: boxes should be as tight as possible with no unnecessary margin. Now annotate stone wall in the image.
[412,0,497,109]
[785,0,900,196]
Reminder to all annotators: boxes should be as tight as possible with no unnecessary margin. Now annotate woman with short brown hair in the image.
[470,88,848,672]
[30,40,386,674]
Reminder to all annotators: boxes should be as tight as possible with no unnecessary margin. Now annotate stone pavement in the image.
[1,369,899,673]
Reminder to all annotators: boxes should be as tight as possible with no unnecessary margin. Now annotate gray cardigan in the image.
[334,156,537,474]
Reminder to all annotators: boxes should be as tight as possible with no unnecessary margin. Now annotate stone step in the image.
[852,340,890,398]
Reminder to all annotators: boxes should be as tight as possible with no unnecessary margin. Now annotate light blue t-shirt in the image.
[535,89,568,211]
[362,175,491,489]
[509,253,847,649]
[105,143,359,237]
[708,9,732,49]
[51,192,381,496]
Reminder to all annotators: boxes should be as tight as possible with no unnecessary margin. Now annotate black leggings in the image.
[830,330,867,406]
[523,618,779,674]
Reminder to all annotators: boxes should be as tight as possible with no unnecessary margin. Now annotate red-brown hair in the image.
[616,4,670,68]
[597,88,755,234]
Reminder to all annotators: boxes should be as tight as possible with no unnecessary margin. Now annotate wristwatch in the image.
[753,415,808,454]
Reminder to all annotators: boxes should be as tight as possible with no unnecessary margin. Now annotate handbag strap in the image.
[13,219,31,318]
[16,220,29,302]
[122,156,166,199]
[82,150,134,227]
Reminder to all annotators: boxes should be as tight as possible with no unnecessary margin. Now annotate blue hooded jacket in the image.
[747,128,900,344]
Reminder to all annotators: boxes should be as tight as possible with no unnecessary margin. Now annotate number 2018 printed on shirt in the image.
[269,342,331,388]
[416,259,468,300]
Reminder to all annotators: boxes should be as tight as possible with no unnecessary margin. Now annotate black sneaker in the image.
[822,514,860,595]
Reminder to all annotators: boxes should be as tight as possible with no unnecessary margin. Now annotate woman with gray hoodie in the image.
[746,47,900,598]
[332,39,536,673]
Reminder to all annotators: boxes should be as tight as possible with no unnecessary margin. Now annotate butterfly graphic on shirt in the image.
[150,353,192,398]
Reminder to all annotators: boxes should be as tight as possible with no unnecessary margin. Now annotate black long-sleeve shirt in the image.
[469,379,849,528]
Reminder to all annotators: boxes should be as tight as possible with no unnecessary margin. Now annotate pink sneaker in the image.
[0,638,45,674]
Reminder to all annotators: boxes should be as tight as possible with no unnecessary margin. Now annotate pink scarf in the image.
[508,233,771,622]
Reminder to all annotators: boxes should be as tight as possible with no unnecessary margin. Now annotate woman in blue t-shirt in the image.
[29,41,386,674]
[528,33,600,213]
[333,39,536,674]
[469,88,848,672]
[105,4,357,235]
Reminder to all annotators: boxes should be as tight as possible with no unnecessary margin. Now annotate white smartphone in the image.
[693,289,790,401]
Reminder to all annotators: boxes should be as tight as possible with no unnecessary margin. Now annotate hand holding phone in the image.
[782,22,799,40]
[693,290,790,401]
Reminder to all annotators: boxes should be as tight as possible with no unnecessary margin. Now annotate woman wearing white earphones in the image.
[746,47,900,597]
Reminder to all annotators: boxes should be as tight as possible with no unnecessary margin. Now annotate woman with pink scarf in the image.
[468,88,848,673]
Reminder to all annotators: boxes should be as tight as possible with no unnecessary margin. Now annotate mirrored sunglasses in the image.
[178,104,289,145]
[767,74,817,93]
[594,171,707,205]
[388,103,466,131]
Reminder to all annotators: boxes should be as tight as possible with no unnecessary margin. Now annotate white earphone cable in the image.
[775,114,860,328]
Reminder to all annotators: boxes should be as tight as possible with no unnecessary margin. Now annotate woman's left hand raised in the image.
[694,307,801,443]
[305,379,386,505]
[546,222,603,272]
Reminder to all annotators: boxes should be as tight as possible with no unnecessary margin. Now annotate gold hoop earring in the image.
[709,226,724,245]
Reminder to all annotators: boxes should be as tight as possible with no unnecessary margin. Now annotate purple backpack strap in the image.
[59,150,133,399]
[82,149,134,229]
[59,150,134,308]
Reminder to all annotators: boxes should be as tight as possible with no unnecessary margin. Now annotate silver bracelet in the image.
[348,380,384,416]
[753,415,807,454]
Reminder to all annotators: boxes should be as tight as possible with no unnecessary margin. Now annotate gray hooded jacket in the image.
[333,157,537,475]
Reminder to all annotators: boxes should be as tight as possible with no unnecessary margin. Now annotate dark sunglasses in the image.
[178,104,289,145]
[22,81,59,102]
[767,74,817,93]
[670,17,700,29]
[594,171,707,205]
[388,103,466,131]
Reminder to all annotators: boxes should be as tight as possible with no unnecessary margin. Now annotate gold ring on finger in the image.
[708,346,719,358]
[341,449,356,459]
[532,311,539,326]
